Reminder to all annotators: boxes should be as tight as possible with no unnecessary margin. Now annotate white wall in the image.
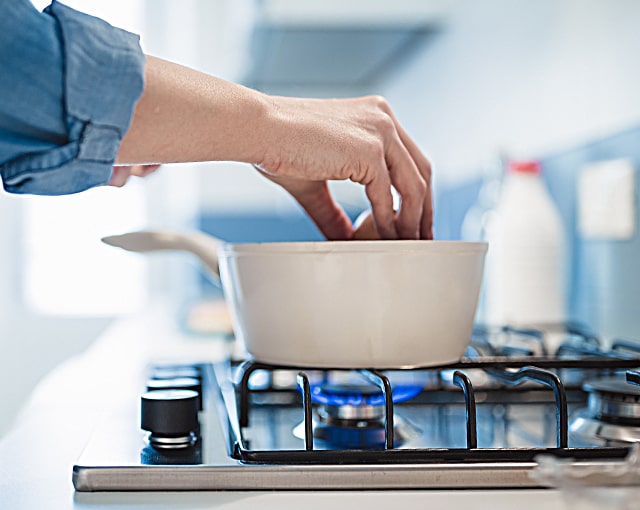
[197,0,640,211]
[382,0,640,184]
[0,196,114,436]
[0,1,145,437]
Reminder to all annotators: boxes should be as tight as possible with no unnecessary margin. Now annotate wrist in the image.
[238,90,279,166]
[245,93,287,172]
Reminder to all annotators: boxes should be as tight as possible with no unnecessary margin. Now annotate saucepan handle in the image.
[101,230,222,285]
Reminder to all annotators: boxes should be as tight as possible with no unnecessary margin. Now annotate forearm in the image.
[116,55,270,165]
[116,55,432,240]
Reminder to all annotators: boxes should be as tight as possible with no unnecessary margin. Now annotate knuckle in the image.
[422,159,433,180]
[367,139,385,163]
[417,158,433,186]
[415,175,428,196]
[370,94,390,111]
[379,115,395,135]
[260,156,284,176]
[400,176,427,204]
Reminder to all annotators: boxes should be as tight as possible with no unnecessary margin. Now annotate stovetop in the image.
[73,324,640,491]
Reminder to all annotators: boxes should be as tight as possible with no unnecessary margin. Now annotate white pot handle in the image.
[102,230,221,285]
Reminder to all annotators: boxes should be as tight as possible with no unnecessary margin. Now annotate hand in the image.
[258,171,355,240]
[109,164,161,187]
[255,95,433,240]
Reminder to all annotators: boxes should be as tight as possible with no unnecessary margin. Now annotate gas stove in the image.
[73,324,640,491]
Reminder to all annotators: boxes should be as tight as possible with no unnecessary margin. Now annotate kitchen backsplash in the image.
[199,125,639,339]
[437,125,640,339]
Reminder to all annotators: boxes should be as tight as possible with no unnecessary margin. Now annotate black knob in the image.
[141,390,199,448]
[146,377,202,410]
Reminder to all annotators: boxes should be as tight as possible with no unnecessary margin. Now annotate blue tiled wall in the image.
[436,125,640,338]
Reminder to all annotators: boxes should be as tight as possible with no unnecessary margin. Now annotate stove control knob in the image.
[147,377,203,410]
[141,389,199,449]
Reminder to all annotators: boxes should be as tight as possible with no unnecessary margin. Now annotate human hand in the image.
[255,95,433,240]
[109,164,161,187]
[257,171,354,240]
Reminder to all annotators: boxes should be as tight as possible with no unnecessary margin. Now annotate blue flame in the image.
[310,384,422,406]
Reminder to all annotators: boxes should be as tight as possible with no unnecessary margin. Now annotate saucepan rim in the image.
[219,240,488,255]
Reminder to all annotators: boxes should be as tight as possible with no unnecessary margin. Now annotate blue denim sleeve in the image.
[0,0,145,195]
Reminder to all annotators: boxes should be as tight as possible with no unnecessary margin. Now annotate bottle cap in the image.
[508,160,541,174]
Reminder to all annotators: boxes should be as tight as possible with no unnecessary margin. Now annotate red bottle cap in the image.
[508,160,541,174]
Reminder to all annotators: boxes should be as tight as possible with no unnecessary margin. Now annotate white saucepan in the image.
[103,231,487,369]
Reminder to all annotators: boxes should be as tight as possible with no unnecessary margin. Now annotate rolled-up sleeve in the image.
[0,0,145,195]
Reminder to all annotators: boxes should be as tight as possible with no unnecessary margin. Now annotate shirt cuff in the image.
[1,1,145,195]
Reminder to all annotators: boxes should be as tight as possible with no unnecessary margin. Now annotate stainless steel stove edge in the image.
[72,462,541,491]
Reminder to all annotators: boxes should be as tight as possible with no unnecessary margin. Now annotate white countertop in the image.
[0,305,616,509]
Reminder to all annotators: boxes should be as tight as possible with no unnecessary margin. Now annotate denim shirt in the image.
[0,0,145,195]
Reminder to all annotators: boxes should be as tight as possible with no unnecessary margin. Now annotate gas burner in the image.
[570,377,640,446]
[293,384,421,448]
[310,383,423,408]
[585,378,640,424]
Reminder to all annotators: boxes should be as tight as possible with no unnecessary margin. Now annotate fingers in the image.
[385,131,426,239]
[360,96,432,240]
[109,164,162,187]
[363,170,398,240]
[255,166,354,240]
[109,166,131,187]
[386,113,434,240]
[294,182,354,240]
[130,164,161,178]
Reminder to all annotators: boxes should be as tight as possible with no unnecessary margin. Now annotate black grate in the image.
[227,326,640,465]
[230,363,637,464]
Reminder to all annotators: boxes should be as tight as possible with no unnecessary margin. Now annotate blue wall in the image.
[543,127,640,338]
[436,126,640,338]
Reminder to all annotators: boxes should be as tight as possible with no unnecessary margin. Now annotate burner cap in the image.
[293,413,421,449]
[310,383,422,422]
[584,377,640,424]
[584,378,640,397]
